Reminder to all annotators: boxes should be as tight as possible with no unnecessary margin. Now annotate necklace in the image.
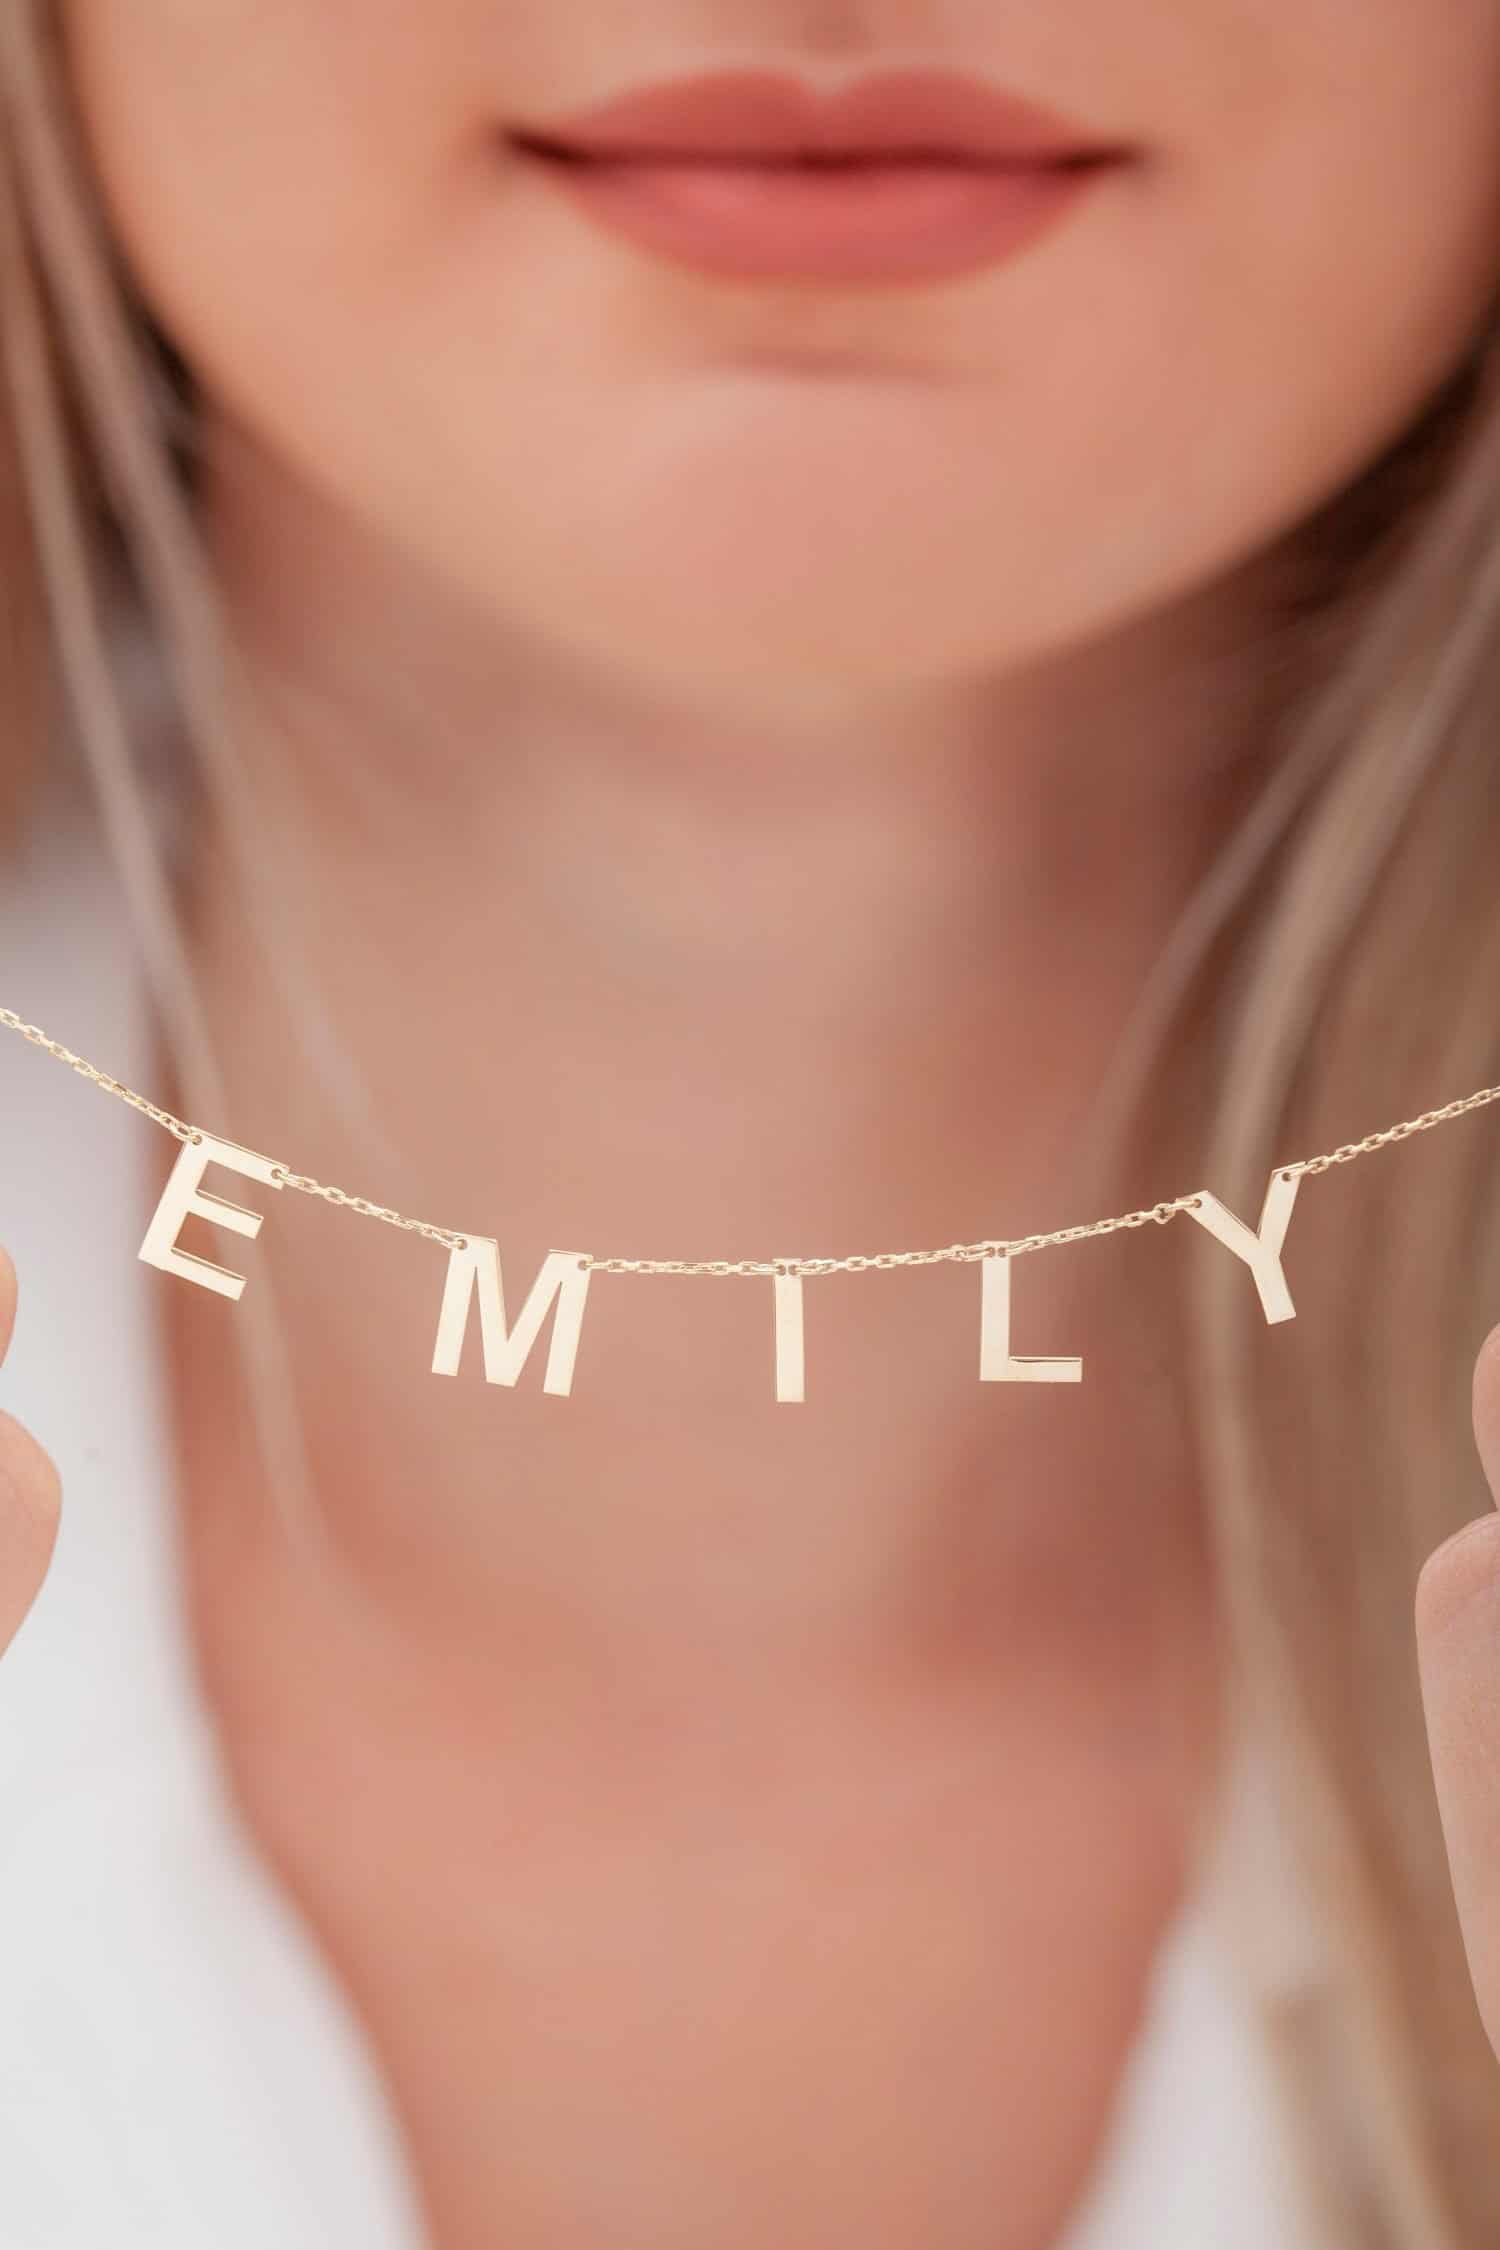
[6,1001,1496,1405]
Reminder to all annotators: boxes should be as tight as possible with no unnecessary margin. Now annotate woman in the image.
[0,0,1499,2243]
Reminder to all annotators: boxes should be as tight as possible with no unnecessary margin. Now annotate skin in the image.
[0,1250,61,1654]
[2,2,1499,2243]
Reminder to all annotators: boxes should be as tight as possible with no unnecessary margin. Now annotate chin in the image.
[540,554,1053,692]
[478,494,1073,693]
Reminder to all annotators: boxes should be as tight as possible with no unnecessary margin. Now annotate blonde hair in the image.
[3,3,1500,2242]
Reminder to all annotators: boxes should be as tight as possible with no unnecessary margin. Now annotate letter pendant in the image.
[979,1253,1083,1383]
[138,1132,285,1301]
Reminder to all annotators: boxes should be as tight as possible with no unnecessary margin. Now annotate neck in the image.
[187,413,1279,1187]
[158,417,1284,1641]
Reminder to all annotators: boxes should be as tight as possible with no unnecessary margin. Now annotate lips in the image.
[505,68,1134,287]
[508,66,1128,167]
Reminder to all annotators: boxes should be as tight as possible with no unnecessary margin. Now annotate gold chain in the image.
[7,1003,1500,1279]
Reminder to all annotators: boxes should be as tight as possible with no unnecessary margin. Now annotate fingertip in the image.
[1472,1321,1500,1502]
[0,1414,61,1653]
[1418,1511,1500,1644]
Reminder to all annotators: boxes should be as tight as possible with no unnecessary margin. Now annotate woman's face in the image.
[56,2,1500,693]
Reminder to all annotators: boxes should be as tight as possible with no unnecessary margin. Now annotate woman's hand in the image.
[1417,1327,1500,2064]
[0,1245,62,1658]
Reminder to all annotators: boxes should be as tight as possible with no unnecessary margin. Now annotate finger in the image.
[0,1242,15,1366]
[0,1250,61,1653]
[1415,1322,1500,2059]
[0,1405,60,1649]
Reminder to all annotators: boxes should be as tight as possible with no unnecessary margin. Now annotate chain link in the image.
[7,1003,1500,1279]
[0,1006,200,1146]
[1284,1081,1500,1177]
[266,1168,470,1254]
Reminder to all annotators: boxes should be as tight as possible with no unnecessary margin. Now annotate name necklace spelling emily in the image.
[5,1003,1496,1406]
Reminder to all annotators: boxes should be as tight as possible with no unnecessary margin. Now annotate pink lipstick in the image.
[506,68,1136,287]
